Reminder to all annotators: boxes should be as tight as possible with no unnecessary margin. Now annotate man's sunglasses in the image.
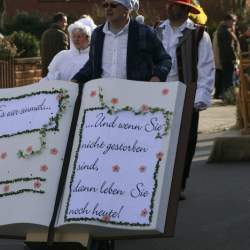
[102,2,120,8]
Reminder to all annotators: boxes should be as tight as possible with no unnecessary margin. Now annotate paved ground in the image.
[198,100,236,134]
[115,101,250,250]
[2,100,250,250]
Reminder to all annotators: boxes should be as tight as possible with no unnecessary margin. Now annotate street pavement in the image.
[1,101,250,250]
[115,101,250,250]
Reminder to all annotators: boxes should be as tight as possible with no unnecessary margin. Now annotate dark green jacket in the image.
[40,24,69,77]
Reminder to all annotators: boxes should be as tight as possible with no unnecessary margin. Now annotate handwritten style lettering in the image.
[103,140,148,155]
[92,203,124,219]
[76,158,99,171]
[73,180,98,193]
[145,117,164,133]
[130,183,150,198]
[0,99,51,118]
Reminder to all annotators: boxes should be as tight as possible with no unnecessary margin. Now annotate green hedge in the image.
[4,11,50,39]
[0,36,17,60]
[7,31,39,58]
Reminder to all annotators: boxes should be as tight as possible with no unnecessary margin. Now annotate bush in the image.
[4,11,50,39]
[7,31,39,58]
[223,86,237,105]
[0,37,17,60]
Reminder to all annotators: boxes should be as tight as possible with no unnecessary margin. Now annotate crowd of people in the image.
[39,0,216,201]
[37,0,250,249]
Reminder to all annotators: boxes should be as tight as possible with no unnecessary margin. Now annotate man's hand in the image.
[194,101,207,111]
[150,76,161,82]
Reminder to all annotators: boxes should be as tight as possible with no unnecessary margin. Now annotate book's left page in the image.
[0,80,78,236]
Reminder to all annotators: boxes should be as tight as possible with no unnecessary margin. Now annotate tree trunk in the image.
[0,0,6,31]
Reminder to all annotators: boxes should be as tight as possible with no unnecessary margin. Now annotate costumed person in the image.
[72,0,171,84]
[40,12,69,77]
[43,22,91,81]
[188,0,207,25]
[72,1,171,248]
[156,0,215,200]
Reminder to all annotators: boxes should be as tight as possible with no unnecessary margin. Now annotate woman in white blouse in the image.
[45,21,91,81]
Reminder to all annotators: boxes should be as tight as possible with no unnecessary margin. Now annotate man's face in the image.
[226,19,236,29]
[59,16,68,30]
[102,0,129,23]
[166,2,189,22]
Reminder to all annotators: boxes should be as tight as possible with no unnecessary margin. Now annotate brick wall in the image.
[14,57,41,86]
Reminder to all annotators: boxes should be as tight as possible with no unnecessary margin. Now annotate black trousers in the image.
[181,110,199,190]
[221,63,234,95]
[214,69,223,98]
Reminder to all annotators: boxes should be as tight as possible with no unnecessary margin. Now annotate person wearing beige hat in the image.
[156,0,215,200]
[72,0,172,84]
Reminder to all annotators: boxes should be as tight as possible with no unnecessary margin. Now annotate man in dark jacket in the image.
[217,13,238,95]
[40,12,69,77]
[72,0,172,84]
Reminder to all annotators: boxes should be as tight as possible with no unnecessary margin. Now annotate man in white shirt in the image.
[157,0,215,199]
[72,0,172,84]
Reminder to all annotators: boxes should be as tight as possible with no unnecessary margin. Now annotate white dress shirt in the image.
[160,19,215,107]
[101,21,129,79]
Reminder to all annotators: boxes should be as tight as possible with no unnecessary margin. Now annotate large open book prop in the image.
[0,79,186,239]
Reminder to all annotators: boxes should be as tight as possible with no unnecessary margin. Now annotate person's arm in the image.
[147,29,172,82]
[45,51,64,80]
[71,59,92,84]
[195,31,215,109]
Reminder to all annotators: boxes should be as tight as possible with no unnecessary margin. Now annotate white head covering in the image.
[77,16,97,33]
[67,21,91,51]
[113,0,139,11]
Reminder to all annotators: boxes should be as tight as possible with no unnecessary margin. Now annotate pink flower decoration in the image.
[3,185,10,193]
[56,93,63,100]
[140,104,149,113]
[26,146,33,153]
[112,165,120,173]
[90,90,97,97]
[102,215,111,222]
[162,88,169,95]
[156,152,164,160]
[34,180,41,189]
[40,164,48,172]
[50,148,58,155]
[111,98,119,105]
[139,165,146,173]
[140,208,148,217]
[0,152,7,159]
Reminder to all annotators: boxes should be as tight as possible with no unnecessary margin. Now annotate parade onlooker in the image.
[44,22,91,81]
[239,25,250,54]
[157,0,215,199]
[40,12,69,77]
[217,14,239,95]
[212,28,223,99]
[72,0,172,84]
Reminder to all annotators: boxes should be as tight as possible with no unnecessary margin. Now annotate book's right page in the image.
[57,79,186,237]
